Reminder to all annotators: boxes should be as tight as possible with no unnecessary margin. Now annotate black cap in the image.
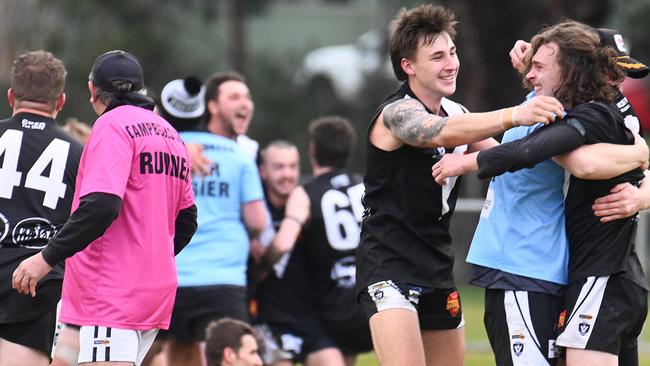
[89,50,144,92]
[597,28,649,79]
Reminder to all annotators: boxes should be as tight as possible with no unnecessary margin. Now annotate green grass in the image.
[354,286,650,366]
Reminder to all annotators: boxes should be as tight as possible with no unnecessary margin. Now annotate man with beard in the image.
[250,140,300,365]
[160,72,267,366]
[260,116,372,366]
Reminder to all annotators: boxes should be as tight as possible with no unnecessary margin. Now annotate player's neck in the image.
[12,106,56,119]
[408,81,443,115]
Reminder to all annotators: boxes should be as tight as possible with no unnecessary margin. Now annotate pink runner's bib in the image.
[59,105,194,330]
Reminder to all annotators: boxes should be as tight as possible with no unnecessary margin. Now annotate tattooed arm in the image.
[381,96,564,148]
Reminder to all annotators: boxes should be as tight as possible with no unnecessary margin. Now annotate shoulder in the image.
[569,101,615,119]
[381,97,430,130]
[383,98,426,119]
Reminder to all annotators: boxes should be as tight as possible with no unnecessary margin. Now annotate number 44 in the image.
[0,130,70,210]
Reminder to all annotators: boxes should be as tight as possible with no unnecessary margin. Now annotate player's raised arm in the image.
[382,95,564,148]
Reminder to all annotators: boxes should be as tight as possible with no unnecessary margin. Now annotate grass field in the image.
[353,286,650,366]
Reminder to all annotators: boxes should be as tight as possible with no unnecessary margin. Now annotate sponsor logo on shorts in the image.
[511,333,525,340]
[513,342,524,356]
[374,290,384,300]
[578,322,591,336]
[558,309,567,328]
[93,339,110,345]
[407,288,421,305]
[446,291,460,317]
[579,314,593,320]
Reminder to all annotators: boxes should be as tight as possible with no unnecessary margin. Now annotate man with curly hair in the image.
[354,4,566,366]
[433,21,649,366]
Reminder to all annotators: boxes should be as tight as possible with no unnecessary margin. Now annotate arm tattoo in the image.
[383,99,449,147]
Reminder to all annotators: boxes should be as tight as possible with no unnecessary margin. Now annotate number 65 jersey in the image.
[0,112,82,322]
[299,171,367,331]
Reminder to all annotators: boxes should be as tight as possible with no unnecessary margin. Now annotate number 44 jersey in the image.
[0,112,83,322]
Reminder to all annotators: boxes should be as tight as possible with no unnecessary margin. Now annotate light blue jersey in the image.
[176,131,264,287]
[467,123,569,285]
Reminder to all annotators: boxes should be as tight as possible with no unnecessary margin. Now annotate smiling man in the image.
[159,72,267,366]
[432,21,649,366]
[354,5,567,366]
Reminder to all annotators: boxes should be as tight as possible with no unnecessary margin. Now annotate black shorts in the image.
[0,303,58,357]
[158,285,248,342]
[484,289,564,366]
[257,319,372,363]
[556,275,647,359]
[358,280,464,330]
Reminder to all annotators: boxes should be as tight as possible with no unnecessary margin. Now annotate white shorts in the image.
[78,326,158,366]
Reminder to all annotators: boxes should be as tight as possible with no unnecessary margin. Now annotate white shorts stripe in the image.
[504,291,550,364]
[556,276,609,349]
[78,326,158,366]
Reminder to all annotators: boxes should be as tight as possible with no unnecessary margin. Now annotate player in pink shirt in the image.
[12,50,198,366]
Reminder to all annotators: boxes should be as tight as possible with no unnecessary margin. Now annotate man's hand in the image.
[515,96,565,126]
[593,183,649,222]
[187,143,213,177]
[432,153,479,185]
[12,252,53,297]
[509,40,531,70]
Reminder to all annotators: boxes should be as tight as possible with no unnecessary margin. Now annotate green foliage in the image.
[246,49,396,173]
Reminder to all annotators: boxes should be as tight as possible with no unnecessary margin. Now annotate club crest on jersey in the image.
[374,290,384,300]
[446,291,460,317]
[578,322,591,336]
[513,342,524,356]
[558,310,567,328]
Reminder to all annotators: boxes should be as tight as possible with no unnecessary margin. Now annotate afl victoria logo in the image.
[0,212,8,242]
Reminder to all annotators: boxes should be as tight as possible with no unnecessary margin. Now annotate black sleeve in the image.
[476,119,587,179]
[174,204,198,255]
[41,192,122,266]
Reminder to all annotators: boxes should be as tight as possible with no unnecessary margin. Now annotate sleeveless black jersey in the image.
[564,102,647,289]
[299,170,367,331]
[0,112,83,322]
[356,83,467,293]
